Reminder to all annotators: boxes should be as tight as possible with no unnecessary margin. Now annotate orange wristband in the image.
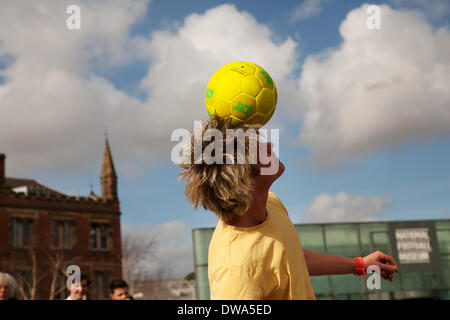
[353,257,366,281]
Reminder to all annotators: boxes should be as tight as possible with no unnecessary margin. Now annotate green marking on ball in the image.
[206,88,214,98]
[232,102,253,115]
[259,70,273,84]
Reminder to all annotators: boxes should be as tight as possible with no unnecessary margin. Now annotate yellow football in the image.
[205,61,277,127]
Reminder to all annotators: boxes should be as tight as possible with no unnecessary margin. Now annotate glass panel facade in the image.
[330,274,366,294]
[438,261,449,288]
[436,229,450,254]
[324,224,359,257]
[400,272,436,291]
[359,223,387,255]
[192,229,214,266]
[192,229,215,300]
[195,266,210,300]
[309,275,329,296]
[296,225,326,254]
[371,231,390,254]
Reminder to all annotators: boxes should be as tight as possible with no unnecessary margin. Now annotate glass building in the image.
[192,219,450,300]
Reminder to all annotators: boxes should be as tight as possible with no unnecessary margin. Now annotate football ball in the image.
[205,61,277,127]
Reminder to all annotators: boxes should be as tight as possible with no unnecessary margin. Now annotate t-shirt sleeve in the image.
[210,265,263,300]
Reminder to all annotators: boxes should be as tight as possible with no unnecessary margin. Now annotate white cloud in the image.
[291,0,324,23]
[302,192,391,223]
[0,0,149,175]
[0,2,298,179]
[296,4,450,167]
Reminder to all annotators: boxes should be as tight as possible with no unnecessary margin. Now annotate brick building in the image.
[0,139,122,299]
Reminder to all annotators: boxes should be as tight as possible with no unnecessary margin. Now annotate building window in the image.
[52,220,73,249]
[93,271,110,299]
[11,217,34,247]
[90,223,110,250]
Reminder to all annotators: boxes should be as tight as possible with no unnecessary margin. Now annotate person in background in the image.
[0,272,18,300]
[110,279,131,300]
[66,273,91,300]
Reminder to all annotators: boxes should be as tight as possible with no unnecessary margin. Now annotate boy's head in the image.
[67,273,91,300]
[110,279,130,300]
[178,115,283,222]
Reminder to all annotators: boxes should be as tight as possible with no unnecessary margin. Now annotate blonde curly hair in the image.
[178,115,262,222]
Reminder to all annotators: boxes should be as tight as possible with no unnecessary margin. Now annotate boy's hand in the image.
[363,251,399,282]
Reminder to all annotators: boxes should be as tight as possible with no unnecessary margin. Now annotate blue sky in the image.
[1,0,449,276]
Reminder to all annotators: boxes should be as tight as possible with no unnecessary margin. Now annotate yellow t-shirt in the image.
[208,192,316,300]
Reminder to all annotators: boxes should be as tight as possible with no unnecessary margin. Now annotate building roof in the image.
[0,138,118,206]
[4,177,68,197]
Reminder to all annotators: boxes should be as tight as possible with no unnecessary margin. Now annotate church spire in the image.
[101,136,118,202]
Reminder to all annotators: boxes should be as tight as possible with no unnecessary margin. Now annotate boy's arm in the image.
[303,249,399,281]
[303,249,354,275]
